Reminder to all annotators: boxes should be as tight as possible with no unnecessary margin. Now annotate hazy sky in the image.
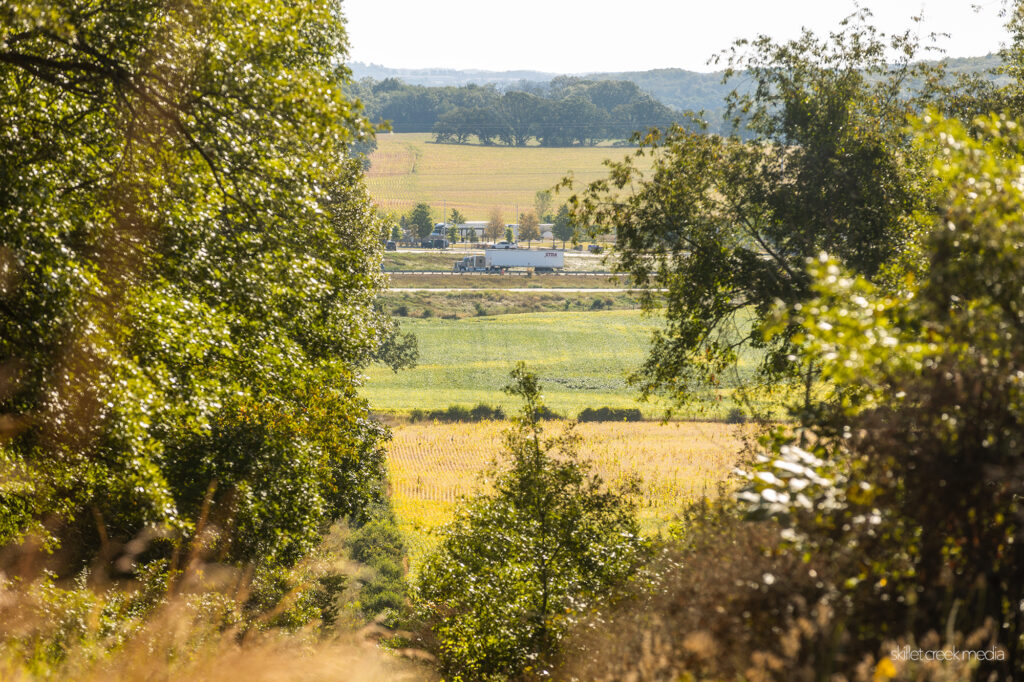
[343,0,1009,74]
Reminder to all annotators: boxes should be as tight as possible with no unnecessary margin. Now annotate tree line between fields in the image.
[349,76,681,146]
[4,1,1024,680]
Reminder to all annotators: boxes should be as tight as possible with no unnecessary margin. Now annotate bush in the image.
[407,403,506,423]
[724,407,747,424]
[578,407,644,422]
[415,365,645,679]
[347,511,408,624]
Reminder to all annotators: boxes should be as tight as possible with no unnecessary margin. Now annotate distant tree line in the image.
[350,76,680,146]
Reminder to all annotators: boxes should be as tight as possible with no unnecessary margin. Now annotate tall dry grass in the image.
[0,522,434,681]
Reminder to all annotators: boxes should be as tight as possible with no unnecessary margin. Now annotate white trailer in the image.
[452,250,565,273]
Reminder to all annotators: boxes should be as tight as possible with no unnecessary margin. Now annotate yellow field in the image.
[366,133,655,219]
[386,420,750,565]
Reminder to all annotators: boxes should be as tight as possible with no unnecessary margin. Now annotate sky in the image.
[342,0,1010,74]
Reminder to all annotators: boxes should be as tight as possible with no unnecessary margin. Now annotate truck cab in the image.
[453,255,488,272]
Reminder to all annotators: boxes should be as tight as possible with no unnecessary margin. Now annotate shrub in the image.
[578,407,644,422]
[407,403,506,423]
[724,407,747,424]
[416,365,645,679]
[348,511,408,624]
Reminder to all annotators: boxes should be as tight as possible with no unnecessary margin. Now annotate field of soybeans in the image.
[366,133,656,219]
[386,420,753,565]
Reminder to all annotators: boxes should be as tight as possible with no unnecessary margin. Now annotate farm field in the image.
[366,133,655,218]
[384,288,641,319]
[365,309,771,420]
[386,420,751,566]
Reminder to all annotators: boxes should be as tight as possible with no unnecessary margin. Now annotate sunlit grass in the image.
[365,309,775,419]
[386,420,752,568]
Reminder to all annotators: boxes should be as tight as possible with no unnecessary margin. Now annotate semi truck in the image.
[453,249,564,273]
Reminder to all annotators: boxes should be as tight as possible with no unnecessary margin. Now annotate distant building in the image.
[454,221,488,240]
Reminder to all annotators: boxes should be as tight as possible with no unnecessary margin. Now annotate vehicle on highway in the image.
[420,237,449,249]
[453,249,564,273]
[487,241,518,249]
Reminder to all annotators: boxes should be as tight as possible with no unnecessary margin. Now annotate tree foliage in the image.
[415,365,644,679]
[534,190,553,223]
[517,211,541,247]
[733,111,1024,676]
[350,76,682,147]
[0,0,410,572]
[485,209,504,242]
[551,204,576,248]
[565,11,937,410]
[407,202,434,239]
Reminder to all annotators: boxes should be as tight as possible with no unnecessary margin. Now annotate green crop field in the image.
[364,309,777,420]
[366,133,655,219]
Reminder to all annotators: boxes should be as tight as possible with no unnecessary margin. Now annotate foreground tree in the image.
[0,0,411,578]
[564,11,937,411]
[416,365,644,679]
[566,111,1024,681]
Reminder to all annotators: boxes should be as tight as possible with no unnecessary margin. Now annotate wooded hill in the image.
[347,76,680,146]
[350,54,1007,142]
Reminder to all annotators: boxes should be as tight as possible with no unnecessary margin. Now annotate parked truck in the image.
[453,249,564,273]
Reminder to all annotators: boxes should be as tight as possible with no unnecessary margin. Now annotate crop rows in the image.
[387,420,747,518]
[365,133,655,220]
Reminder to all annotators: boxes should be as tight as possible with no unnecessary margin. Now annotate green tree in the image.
[735,112,1024,675]
[449,208,466,227]
[0,0,412,575]
[505,225,515,243]
[390,224,401,241]
[534,190,553,222]
[416,364,644,679]
[552,204,576,248]
[446,224,459,244]
[565,11,936,411]
[408,202,434,240]
[518,211,541,247]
